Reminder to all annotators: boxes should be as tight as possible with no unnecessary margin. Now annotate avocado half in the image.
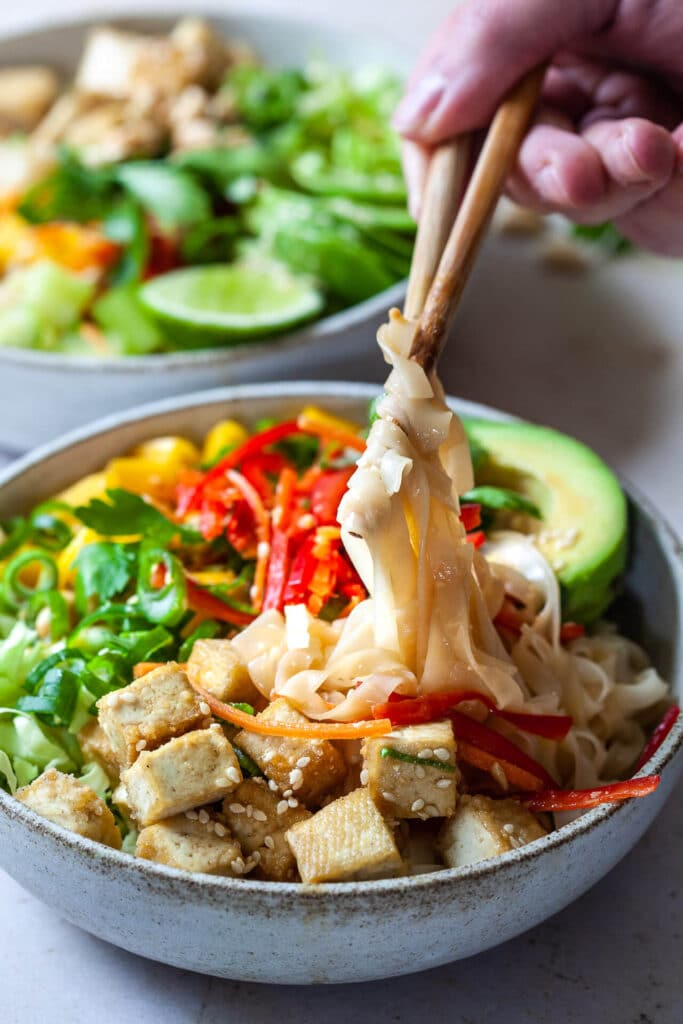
[463,418,628,623]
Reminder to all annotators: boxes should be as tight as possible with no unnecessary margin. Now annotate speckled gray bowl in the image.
[0,383,681,984]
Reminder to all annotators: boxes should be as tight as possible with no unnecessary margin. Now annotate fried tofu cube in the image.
[97,663,209,769]
[0,66,60,132]
[16,768,121,849]
[286,787,402,883]
[136,813,245,876]
[363,721,457,820]
[234,699,345,807]
[75,28,154,98]
[222,778,310,881]
[438,795,547,868]
[78,719,120,784]
[122,726,242,827]
[187,639,260,706]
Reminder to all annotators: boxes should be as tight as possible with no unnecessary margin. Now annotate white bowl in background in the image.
[0,382,681,984]
[0,12,409,450]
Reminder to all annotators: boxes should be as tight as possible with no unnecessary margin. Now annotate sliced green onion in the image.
[26,590,70,641]
[379,746,456,773]
[230,702,255,716]
[137,543,187,627]
[233,744,262,777]
[3,549,58,604]
[178,619,221,662]
[17,666,79,726]
[24,648,88,695]
[109,626,174,665]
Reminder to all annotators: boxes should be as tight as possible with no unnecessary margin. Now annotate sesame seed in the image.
[411,798,425,812]
[264,835,275,849]
[434,748,451,761]
[198,809,210,824]
[214,823,227,837]
[186,809,199,820]
[210,723,223,732]
[262,750,275,762]
[226,766,241,784]
[287,797,298,808]
[417,748,433,760]
[257,541,271,560]
[253,809,267,822]
[425,804,439,816]
[251,850,261,865]
[283,788,293,798]
[415,766,426,779]
[246,804,253,818]
[206,821,216,833]
[268,780,279,792]
[503,823,515,835]
[199,701,211,716]
[296,756,311,769]
[382,791,396,803]
[228,803,245,814]
[491,762,509,790]
[94,805,103,816]
[120,692,137,704]
[360,768,369,785]
[289,767,303,785]
[231,858,245,875]
[135,739,147,752]
[436,779,452,789]
[277,800,289,815]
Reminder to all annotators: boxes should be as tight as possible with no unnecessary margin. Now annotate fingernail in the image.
[392,73,448,133]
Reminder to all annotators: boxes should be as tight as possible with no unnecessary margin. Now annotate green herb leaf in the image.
[75,489,201,545]
[461,486,541,519]
[19,150,117,224]
[103,197,149,285]
[116,163,212,232]
[75,542,136,611]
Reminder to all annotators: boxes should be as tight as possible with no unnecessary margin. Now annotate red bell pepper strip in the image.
[281,534,318,607]
[225,469,270,610]
[634,705,680,771]
[186,578,255,627]
[521,775,660,812]
[262,528,291,613]
[560,622,585,644]
[459,503,482,532]
[183,420,301,511]
[310,467,354,525]
[373,689,572,741]
[449,711,557,787]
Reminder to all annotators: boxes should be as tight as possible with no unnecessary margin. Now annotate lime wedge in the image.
[139,260,324,348]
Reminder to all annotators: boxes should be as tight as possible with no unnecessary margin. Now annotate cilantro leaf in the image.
[74,542,136,610]
[74,489,201,545]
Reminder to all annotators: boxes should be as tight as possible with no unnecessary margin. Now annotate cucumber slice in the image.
[139,260,324,348]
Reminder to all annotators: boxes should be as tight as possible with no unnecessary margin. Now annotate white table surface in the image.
[1,2,683,1021]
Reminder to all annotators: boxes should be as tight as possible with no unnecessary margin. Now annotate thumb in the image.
[393,0,616,144]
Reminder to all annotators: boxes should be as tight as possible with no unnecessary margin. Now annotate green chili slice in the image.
[137,543,187,626]
[0,517,30,559]
[29,501,74,551]
[4,549,58,603]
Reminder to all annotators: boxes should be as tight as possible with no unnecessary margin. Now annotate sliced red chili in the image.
[459,503,482,532]
[634,705,680,771]
[521,776,660,812]
[449,710,557,788]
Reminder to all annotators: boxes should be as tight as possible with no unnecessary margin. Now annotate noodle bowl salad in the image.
[0,318,677,882]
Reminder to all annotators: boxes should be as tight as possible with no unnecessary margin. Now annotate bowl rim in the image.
[0,7,409,373]
[1,380,681,900]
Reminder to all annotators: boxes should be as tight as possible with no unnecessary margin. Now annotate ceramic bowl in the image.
[0,382,681,985]
[0,12,408,451]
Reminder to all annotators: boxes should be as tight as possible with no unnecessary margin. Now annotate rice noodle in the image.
[233,308,668,786]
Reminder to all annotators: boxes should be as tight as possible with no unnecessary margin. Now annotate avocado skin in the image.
[462,417,628,624]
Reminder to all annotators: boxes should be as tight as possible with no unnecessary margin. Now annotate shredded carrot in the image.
[457,740,545,792]
[296,412,366,452]
[189,681,392,739]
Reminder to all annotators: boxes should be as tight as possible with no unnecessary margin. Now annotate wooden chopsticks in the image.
[406,65,546,372]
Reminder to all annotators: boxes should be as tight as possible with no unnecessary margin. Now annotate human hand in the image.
[394,1,683,256]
